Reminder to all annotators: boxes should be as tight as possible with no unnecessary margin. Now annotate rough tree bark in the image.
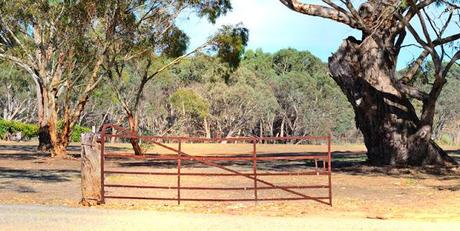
[328,36,455,166]
[80,132,103,206]
[35,79,52,151]
[280,0,459,167]
[127,112,143,155]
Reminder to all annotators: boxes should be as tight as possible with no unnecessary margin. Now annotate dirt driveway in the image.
[1,204,459,231]
[0,141,459,222]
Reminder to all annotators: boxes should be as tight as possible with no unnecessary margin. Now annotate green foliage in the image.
[437,133,455,145]
[211,24,249,69]
[170,88,209,118]
[0,119,39,140]
[272,48,326,76]
[70,125,92,142]
[161,27,190,58]
[56,121,91,142]
[188,0,232,23]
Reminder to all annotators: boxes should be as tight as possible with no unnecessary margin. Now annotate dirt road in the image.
[0,204,459,231]
[1,142,459,225]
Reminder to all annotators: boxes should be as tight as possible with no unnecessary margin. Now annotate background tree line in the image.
[2,48,459,145]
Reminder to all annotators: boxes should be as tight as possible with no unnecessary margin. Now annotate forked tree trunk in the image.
[127,113,143,155]
[328,36,456,167]
[36,81,52,151]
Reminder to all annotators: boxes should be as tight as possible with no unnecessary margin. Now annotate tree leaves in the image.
[210,24,249,69]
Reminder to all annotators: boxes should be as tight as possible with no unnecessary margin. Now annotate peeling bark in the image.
[127,113,143,155]
[328,36,456,167]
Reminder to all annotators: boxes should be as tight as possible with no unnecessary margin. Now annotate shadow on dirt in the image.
[0,144,125,160]
[0,181,37,193]
[111,152,336,172]
[0,144,82,160]
[0,167,79,182]
[109,150,460,183]
[331,150,460,192]
[0,167,80,193]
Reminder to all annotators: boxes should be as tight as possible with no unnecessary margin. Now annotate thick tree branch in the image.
[279,0,361,29]
[432,33,460,46]
[401,0,436,29]
[395,81,429,101]
[442,50,460,78]
[400,49,430,83]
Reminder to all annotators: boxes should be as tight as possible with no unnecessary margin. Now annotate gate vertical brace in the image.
[100,126,106,204]
[252,139,258,204]
[327,132,332,206]
[177,139,182,205]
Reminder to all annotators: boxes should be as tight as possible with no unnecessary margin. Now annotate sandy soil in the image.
[0,141,459,222]
[1,204,459,231]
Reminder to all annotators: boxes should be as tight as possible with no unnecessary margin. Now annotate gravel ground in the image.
[0,204,459,231]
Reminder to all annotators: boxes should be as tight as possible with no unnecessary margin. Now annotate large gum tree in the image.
[0,0,115,156]
[104,1,248,155]
[280,0,459,166]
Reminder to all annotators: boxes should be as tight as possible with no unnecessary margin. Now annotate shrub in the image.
[0,119,39,140]
[0,119,90,142]
[438,134,454,146]
[56,121,91,142]
[70,124,91,142]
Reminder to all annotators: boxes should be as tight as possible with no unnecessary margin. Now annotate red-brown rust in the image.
[100,124,333,206]
[104,196,330,203]
[104,153,328,161]
[104,184,329,190]
[104,170,329,176]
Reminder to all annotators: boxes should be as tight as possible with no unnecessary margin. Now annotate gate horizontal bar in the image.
[104,195,330,202]
[105,184,330,190]
[104,170,328,176]
[104,153,328,161]
[105,134,330,141]
[100,124,333,206]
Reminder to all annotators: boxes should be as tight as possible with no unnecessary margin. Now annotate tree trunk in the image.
[35,81,52,151]
[48,112,67,157]
[127,113,143,155]
[328,36,456,167]
[204,117,211,139]
[80,132,103,206]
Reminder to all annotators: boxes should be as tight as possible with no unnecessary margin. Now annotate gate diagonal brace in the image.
[148,140,329,205]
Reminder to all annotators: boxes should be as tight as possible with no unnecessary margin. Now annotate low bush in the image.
[0,119,39,140]
[56,121,92,142]
[70,124,91,142]
[0,119,90,142]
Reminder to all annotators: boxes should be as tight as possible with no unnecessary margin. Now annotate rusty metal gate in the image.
[100,124,332,206]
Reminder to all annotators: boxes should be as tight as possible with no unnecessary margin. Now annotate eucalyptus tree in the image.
[0,62,35,122]
[0,1,192,156]
[280,0,460,166]
[0,0,122,156]
[103,0,248,154]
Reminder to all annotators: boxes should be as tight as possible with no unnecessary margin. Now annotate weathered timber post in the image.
[80,133,103,206]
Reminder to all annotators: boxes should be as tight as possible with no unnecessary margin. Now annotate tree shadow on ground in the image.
[109,150,460,184]
[0,144,82,160]
[0,143,125,160]
[0,181,37,193]
[0,152,50,161]
[0,167,80,194]
[0,167,79,182]
[111,152,333,172]
[332,150,460,192]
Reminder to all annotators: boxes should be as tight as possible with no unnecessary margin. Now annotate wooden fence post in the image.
[80,133,103,206]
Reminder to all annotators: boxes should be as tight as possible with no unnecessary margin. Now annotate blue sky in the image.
[177,0,433,70]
